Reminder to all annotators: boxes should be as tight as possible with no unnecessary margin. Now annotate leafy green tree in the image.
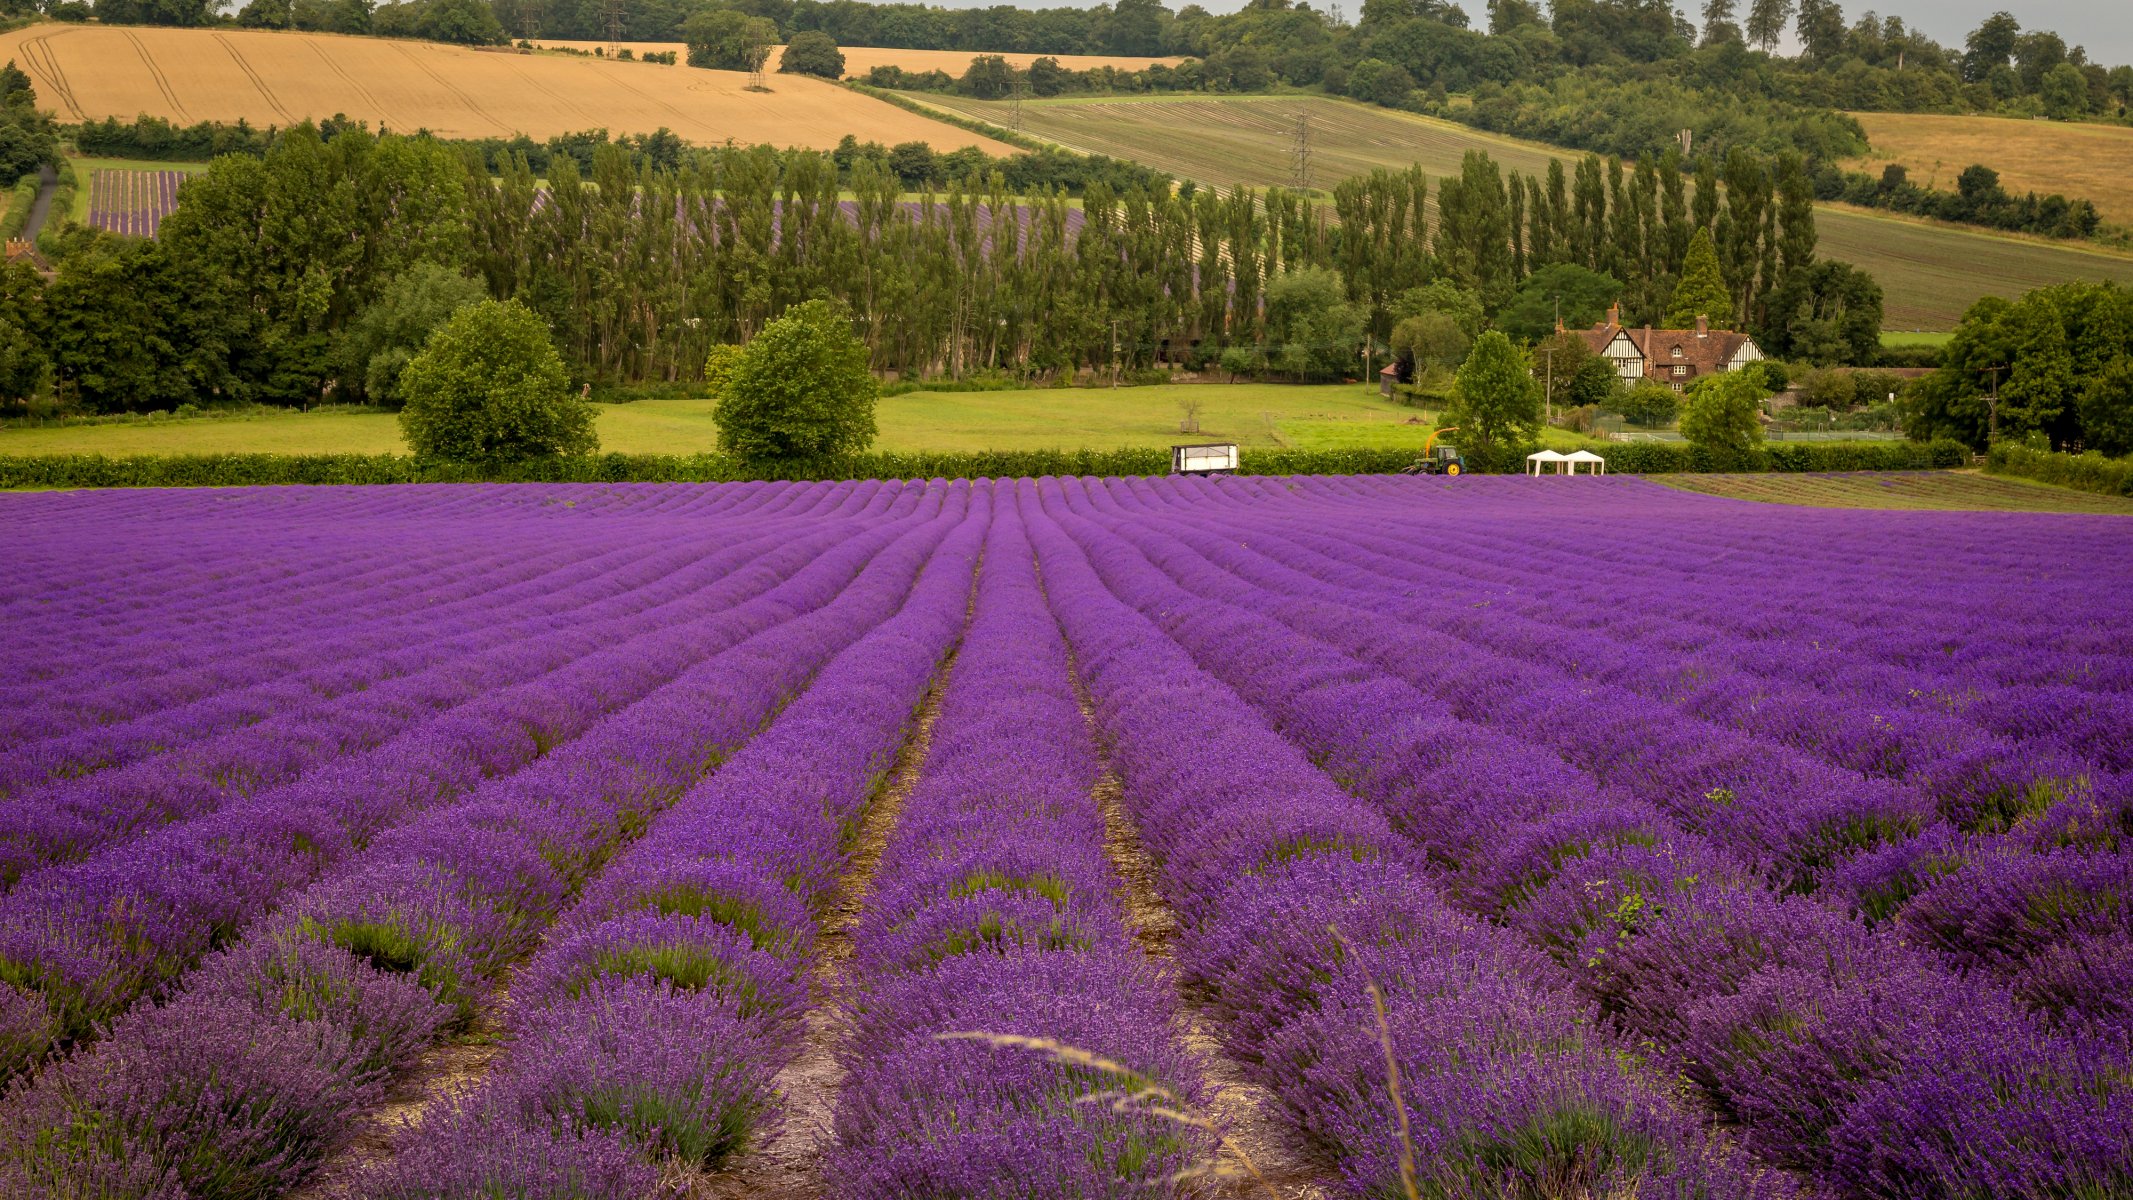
[418,0,506,45]
[340,261,489,407]
[960,55,1018,99]
[1449,330,1541,472]
[0,259,46,411]
[686,10,776,72]
[703,343,744,396]
[1680,369,1765,459]
[779,31,845,78]
[2078,357,2133,457]
[45,237,193,414]
[1666,227,1731,327]
[1760,259,1883,365]
[1390,280,1484,337]
[1617,379,1681,427]
[2041,63,2089,119]
[1498,263,1620,340]
[1390,310,1469,373]
[1265,267,1366,382]
[399,299,594,463]
[716,299,877,464]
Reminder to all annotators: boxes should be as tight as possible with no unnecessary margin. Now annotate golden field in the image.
[1847,112,2133,225]
[0,22,1014,150]
[533,40,1186,75]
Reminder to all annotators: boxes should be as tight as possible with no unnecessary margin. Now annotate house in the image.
[1379,361,1400,397]
[1574,305,1763,392]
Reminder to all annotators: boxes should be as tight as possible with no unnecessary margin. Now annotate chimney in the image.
[1696,314,1709,338]
[1606,303,1620,329]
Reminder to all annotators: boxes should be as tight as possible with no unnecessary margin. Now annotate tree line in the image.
[1905,281,2133,455]
[0,121,1869,418]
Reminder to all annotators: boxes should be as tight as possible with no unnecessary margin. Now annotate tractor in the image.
[1405,427,1465,476]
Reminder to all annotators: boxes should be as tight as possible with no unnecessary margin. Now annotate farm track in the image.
[699,654,959,1200]
[391,41,507,137]
[215,32,294,124]
[1072,657,1333,1200]
[124,31,188,122]
[18,33,81,121]
[308,40,391,128]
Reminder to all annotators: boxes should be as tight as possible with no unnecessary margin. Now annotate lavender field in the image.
[84,169,188,238]
[0,474,2129,1199]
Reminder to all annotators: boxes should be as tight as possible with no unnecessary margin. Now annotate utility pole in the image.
[1978,363,2005,443]
[1290,110,1312,191]
[1110,319,1122,388]
[601,0,624,56]
[1009,79,1029,133]
[1537,345,1557,424]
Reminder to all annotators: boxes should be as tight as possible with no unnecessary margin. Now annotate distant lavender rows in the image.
[0,476,2128,1198]
[84,170,188,238]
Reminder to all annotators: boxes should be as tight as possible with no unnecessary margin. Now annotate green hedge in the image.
[1597,439,1970,474]
[0,174,37,242]
[1986,444,2133,498]
[0,440,1969,489]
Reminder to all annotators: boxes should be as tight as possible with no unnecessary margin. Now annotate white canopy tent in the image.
[1526,449,1570,476]
[1562,449,1608,475]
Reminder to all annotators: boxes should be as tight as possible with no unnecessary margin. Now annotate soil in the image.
[1071,660,1333,1200]
[286,987,509,1199]
[696,660,953,1199]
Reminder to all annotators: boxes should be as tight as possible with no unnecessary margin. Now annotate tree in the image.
[0,259,46,411]
[2077,357,2133,457]
[1666,227,1732,327]
[2041,62,2089,120]
[779,30,845,78]
[1390,311,1469,373]
[1962,11,2019,82]
[703,343,744,396]
[1265,267,1366,382]
[417,0,505,44]
[340,261,489,407]
[1760,259,1882,365]
[1449,331,1541,472]
[685,10,776,72]
[716,299,878,464]
[398,299,594,463]
[1680,369,1765,459]
[1498,263,1620,341]
[1744,0,1791,51]
[1699,0,1739,44]
[961,54,1018,100]
[1617,379,1681,427]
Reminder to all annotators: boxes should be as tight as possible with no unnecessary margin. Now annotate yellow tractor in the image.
[1405,427,1465,476]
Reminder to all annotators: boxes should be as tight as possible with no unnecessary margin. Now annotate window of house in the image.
[1673,364,1688,377]
[1671,345,1683,358]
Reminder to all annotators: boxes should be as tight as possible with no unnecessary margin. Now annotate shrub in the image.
[1680,371,1765,464]
[714,299,877,466]
[398,299,596,465]
[778,30,844,78]
[1616,381,1681,428]
[1986,444,2133,497]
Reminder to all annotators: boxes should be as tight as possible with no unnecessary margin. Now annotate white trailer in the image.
[1171,443,1239,475]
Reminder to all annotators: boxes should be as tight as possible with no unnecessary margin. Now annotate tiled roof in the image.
[1576,312,1754,381]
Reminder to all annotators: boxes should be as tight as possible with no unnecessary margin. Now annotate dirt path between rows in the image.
[1071,661,1333,1200]
[696,658,953,1199]
[285,986,508,1199]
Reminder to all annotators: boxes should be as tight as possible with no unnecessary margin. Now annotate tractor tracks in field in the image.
[310,40,391,129]
[125,31,189,123]
[391,42,508,136]
[215,33,296,125]
[1067,653,1333,1200]
[18,33,83,122]
[699,651,958,1200]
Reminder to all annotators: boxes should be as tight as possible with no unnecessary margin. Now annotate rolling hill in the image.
[1846,111,2133,226]
[0,22,1012,151]
[905,92,2133,329]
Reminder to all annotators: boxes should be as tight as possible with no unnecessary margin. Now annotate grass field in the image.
[1659,470,2133,513]
[533,41,1185,75]
[0,384,1524,456]
[1880,330,1953,348]
[905,92,2133,330]
[0,23,1009,151]
[1847,112,2133,225]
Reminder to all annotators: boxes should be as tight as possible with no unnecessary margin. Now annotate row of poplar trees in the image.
[19,124,1820,412]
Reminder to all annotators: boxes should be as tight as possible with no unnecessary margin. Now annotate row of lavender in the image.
[0,476,2127,1198]
[84,169,188,238]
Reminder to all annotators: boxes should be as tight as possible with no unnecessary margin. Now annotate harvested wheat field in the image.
[1847,112,2133,224]
[534,40,1186,75]
[0,22,1013,149]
